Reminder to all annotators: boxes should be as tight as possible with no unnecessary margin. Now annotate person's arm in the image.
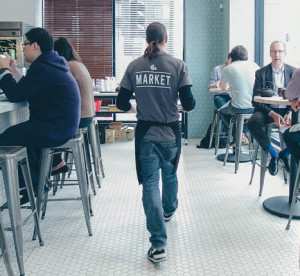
[252,69,272,115]
[116,87,134,112]
[179,85,195,112]
[209,66,220,88]
[285,68,300,101]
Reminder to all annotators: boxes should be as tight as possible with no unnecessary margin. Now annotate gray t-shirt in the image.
[120,52,192,141]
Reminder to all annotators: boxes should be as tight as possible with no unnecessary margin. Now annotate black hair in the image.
[54,37,81,62]
[230,45,248,62]
[25,27,53,53]
[144,22,167,60]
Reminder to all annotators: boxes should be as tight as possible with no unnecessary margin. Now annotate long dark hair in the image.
[54,37,82,62]
[144,22,167,60]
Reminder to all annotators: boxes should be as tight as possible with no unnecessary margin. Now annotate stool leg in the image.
[84,133,96,195]
[0,211,14,276]
[208,111,217,150]
[89,122,103,185]
[2,159,25,276]
[286,164,300,230]
[249,140,259,185]
[33,148,51,240]
[234,115,244,174]
[279,133,288,184]
[223,117,234,166]
[72,141,93,236]
[20,157,44,246]
[215,113,222,155]
[259,149,268,196]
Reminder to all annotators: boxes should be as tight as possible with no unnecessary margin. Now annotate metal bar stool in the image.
[0,146,44,276]
[35,134,93,237]
[249,123,287,196]
[223,113,252,173]
[0,210,14,276]
[286,161,300,230]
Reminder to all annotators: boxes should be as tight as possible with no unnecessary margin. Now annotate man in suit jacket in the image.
[247,41,296,176]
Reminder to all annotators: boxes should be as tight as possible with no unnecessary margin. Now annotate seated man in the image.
[247,41,296,176]
[283,67,300,164]
[0,27,80,199]
[219,45,259,145]
[210,53,232,110]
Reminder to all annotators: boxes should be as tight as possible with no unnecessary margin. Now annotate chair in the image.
[0,210,14,276]
[249,123,288,196]
[286,161,300,230]
[0,146,44,276]
[52,127,97,196]
[35,133,93,237]
[208,110,223,155]
[223,113,252,173]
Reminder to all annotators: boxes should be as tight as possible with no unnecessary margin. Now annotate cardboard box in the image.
[121,126,134,140]
[114,129,122,141]
[110,122,122,130]
[105,128,115,143]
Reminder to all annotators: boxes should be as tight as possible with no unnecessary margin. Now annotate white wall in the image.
[0,0,42,27]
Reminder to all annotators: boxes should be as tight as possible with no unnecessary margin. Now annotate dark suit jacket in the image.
[252,63,296,115]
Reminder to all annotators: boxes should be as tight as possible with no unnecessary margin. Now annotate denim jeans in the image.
[138,139,178,249]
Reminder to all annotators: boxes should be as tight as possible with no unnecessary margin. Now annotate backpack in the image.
[198,123,227,149]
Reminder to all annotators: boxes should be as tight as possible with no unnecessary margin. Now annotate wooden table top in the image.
[254,96,291,106]
[209,88,231,93]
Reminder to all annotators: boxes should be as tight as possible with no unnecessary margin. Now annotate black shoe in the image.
[279,152,290,173]
[164,212,175,222]
[268,156,279,176]
[51,164,69,176]
[148,247,167,263]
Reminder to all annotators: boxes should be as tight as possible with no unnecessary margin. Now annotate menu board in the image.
[0,39,16,60]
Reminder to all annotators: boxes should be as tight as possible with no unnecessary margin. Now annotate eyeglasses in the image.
[22,42,31,48]
[270,50,285,54]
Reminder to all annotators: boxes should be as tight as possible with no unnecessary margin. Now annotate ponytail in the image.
[144,22,167,60]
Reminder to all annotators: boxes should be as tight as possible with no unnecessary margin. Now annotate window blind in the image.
[115,0,184,83]
[44,0,113,79]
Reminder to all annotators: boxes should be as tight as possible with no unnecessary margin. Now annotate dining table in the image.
[254,95,300,218]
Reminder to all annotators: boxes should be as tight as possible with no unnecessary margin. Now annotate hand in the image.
[0,54,10,69]
[283,112,291,127]
[270,111,284,128]
[291,99,300,112]
[8,59,21,78]
[128,101,136,113]
[210,81,220,89]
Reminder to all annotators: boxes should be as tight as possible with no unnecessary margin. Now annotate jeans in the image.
[214,94,231,110]
[138,139,178,249]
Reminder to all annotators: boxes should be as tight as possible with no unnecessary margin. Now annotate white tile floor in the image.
[1,139,300,275]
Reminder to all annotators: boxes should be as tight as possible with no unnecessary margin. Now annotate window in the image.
[264,0,300,67]
[115,0,184,83]
[44,0,113,79]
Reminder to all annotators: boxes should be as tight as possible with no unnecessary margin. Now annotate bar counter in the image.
[0,100,29,205]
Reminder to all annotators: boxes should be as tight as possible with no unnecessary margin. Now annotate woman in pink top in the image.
[52,37,95,174]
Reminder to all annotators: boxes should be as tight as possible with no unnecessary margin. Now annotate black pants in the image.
[283,129,300,163]
[247,108,289,151]
[0,121,69,193]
